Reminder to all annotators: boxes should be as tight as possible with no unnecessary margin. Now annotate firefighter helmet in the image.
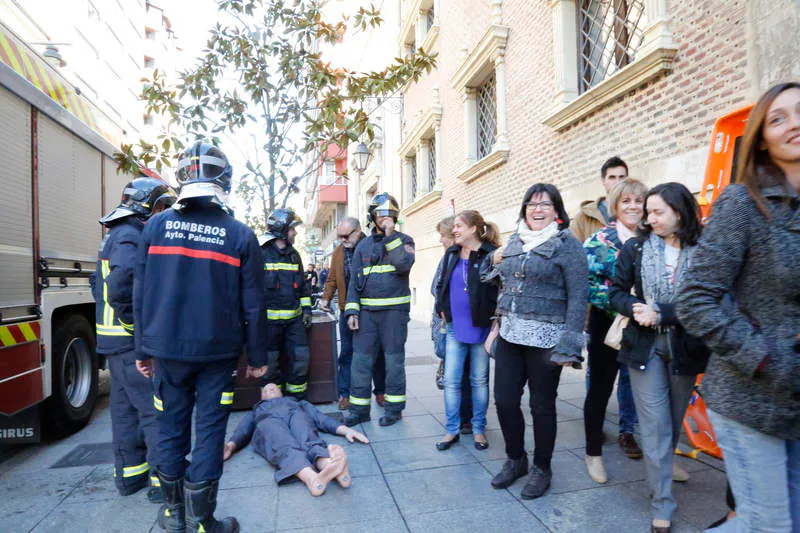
[367,192,400,226]
[99,177,177,226]
[266,208,303,240]
[175,141,233,197]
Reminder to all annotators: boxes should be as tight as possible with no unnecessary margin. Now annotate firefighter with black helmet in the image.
[259,207,313,399]
[343,193,415,427]
[134,141,268,533]
[95,177,176,502]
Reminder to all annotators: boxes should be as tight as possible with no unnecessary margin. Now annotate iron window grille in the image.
[408,156,418,201]
[477,73,497,160]
[578,0,646,94]
[427,138,437,192]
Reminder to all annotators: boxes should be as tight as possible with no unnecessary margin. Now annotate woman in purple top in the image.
[434,210,501,451]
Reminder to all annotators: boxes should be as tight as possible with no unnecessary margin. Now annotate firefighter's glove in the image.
[303,312,313,329]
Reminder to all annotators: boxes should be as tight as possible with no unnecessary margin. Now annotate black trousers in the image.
[583,307,621,456]
[494,336,562,469]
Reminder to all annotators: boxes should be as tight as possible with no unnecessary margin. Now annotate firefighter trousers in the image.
[350,309,408,415]
[153,357,237,483]
[265,317,310,400]
[108,350,160,494]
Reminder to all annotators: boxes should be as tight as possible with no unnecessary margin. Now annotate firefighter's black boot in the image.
[156,471,185,533]
[184,479,239,533]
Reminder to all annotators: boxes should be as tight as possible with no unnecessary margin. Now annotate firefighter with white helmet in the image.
[95,177,176,502]
[259,207,313,399]
[343,193,415,427]
[134,141,268,533]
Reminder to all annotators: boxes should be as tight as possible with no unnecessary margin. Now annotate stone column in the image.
[494,50,509,151]
[463,87,477,167]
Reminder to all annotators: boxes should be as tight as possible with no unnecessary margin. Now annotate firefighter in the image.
[259,208,313,399]
[343,193,415,427]
[134,141,268,533]
[95,177,176,502]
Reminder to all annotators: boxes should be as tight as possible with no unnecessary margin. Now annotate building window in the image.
[578,0,646,93]
[544,0,677,130]
[476,73,497,160]
[144,56,155,68]
[426,8,435,33]
[427,138,437,192]
[408,156,418,202]
[323,160,336,184]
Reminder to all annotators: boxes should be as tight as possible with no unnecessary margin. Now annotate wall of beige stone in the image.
[397,0,798,321]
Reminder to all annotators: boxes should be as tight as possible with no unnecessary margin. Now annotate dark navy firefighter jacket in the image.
[93,217,143,355]
[344,229,415,317]
[133,202,268,366]
[261,237,312,321]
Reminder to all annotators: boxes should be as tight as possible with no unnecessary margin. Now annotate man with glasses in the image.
[320,217,386,410]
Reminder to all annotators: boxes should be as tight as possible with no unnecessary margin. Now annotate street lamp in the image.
[352,142,371,175]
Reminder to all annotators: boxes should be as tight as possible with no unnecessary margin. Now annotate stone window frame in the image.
[545,0,678,131]
[399,0,440,55]
[450,22,510,184]
[398,90,443,216]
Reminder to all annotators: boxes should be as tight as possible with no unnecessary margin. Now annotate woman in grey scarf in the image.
[609,182,709,533]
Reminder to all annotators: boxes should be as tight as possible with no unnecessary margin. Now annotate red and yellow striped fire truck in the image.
[0,22,137,443]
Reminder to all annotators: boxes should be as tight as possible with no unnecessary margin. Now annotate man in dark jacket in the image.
[320,217,386,410]
[94,177,176,501]
[259,208,313,399]
[222,383,369,496]
[343,193,415,427]
[134,141,268,533]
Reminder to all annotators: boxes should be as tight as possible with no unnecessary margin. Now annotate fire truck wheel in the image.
[43,314,98,438]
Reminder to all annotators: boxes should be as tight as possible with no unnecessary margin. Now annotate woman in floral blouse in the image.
[582,178,648,484]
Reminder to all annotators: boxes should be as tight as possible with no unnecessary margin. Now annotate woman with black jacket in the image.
[609,182,709,533]
[434,210,500,452]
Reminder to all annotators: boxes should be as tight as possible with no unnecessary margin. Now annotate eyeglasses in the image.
[525,201,554,211]
[337,229,357,240]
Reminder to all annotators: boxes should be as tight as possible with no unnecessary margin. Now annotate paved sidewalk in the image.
[0,320,728,532]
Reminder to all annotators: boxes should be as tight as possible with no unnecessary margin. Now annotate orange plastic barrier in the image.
[679,374,723,460]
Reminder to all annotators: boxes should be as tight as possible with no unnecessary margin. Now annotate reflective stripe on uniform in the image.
[99,259,133,338]
[285,382,307,393]
[385,238,402,251]
[264,262,299,271]
[150,475,161,487]
[153,395,164,412]
[349,395,371,406]
[220,391,234,405]
[299,297,312,307]
[266,307,302,320]
[344,302,360,311]
[360,295,412,306]
[122,461,149,478]
[362,264,396,275]
[384,394,406,403]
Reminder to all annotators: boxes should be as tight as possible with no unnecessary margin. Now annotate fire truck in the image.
[0,23,138,443]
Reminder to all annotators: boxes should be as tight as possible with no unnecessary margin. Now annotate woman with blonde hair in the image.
[433,210,501,451]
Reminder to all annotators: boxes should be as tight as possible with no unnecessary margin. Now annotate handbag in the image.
[603,313,629,350]
[484,318,501,358]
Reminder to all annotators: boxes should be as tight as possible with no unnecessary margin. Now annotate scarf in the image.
[517,220,559,252]
[640,232,694,306]
[615,221,636,245]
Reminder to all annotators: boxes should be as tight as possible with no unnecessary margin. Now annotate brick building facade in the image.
[394,0,799,321]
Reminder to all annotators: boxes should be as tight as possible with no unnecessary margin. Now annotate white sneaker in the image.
[585,455,608,484]
[673,463,690,482]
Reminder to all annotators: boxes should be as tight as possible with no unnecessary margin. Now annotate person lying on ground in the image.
[223,383,369,496]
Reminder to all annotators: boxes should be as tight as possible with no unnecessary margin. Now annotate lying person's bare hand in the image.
[345,428,369,444]
[223,441,237,461]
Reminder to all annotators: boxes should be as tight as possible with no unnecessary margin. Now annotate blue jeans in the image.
[444,326,489,435]
[707,409,799,533]
[585,360,638,433]
[338,312,385,398]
